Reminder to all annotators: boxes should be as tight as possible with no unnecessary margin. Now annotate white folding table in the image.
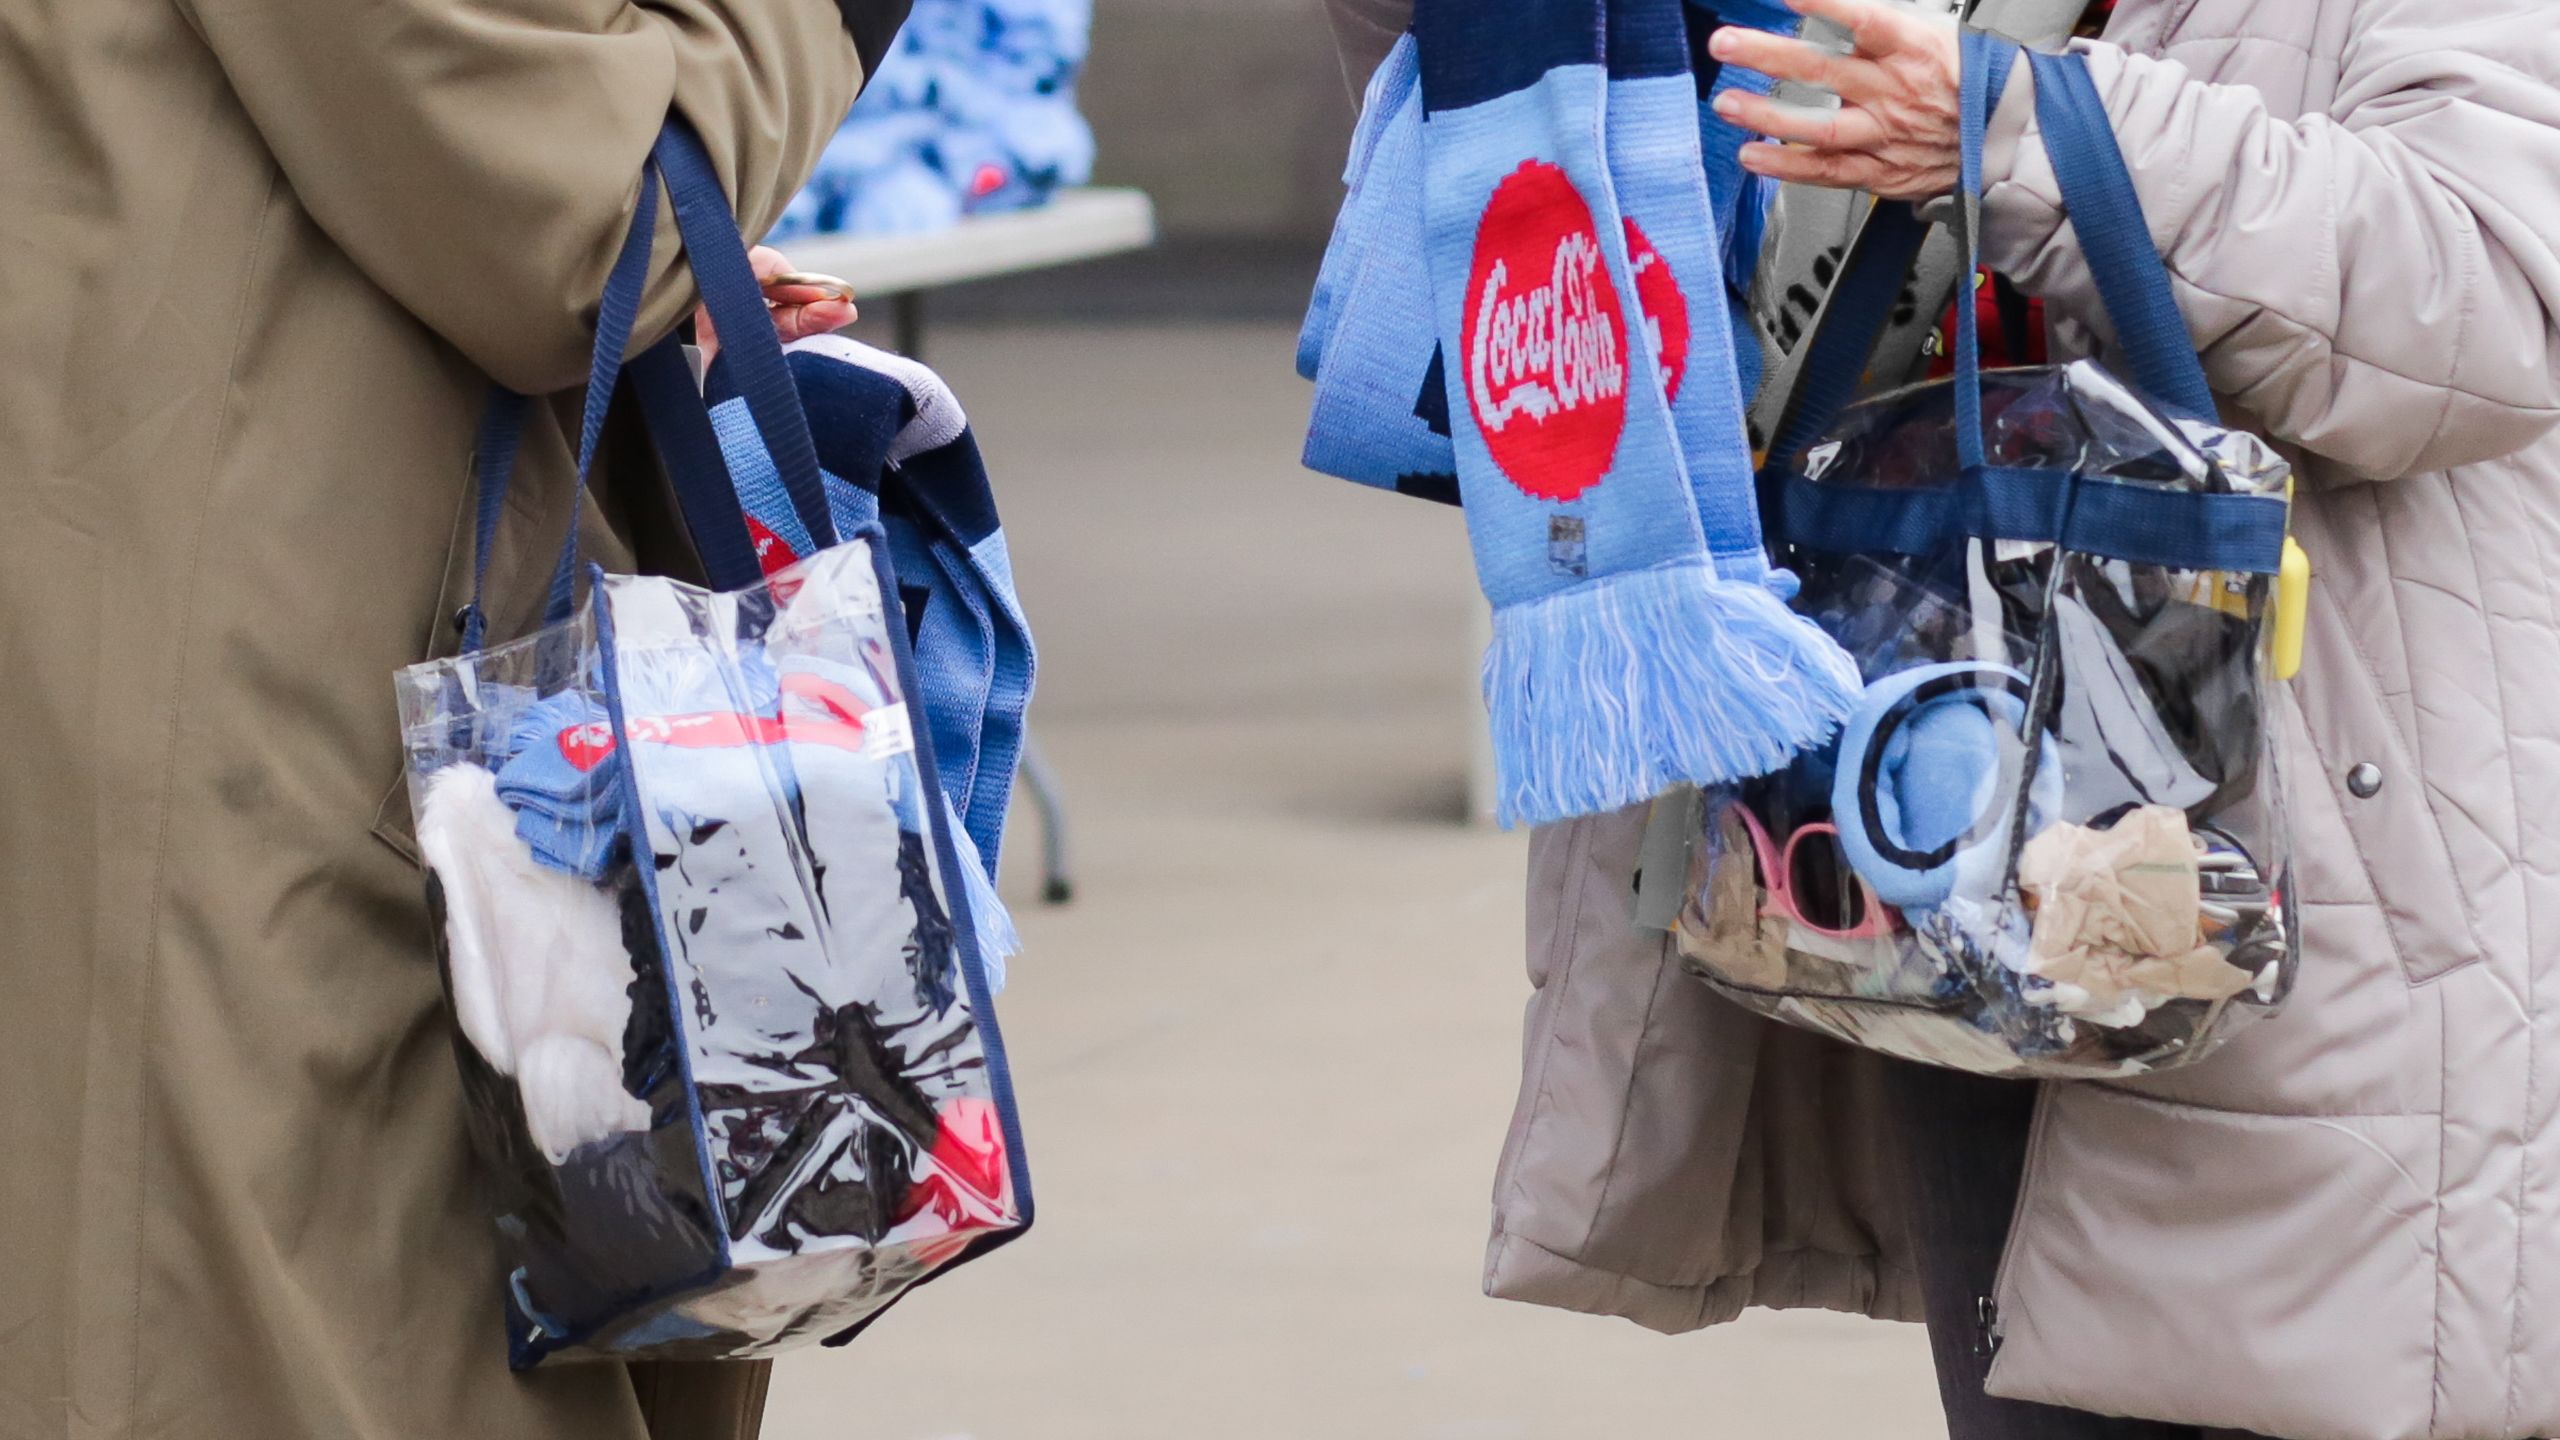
[788,186,1158,358]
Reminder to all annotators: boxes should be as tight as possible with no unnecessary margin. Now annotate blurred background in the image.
[760,0,1943,1432]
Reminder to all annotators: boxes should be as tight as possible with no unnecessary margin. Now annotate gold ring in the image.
[764,271,858,305]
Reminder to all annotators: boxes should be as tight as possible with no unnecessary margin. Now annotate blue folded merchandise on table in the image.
[773,0,1097,241]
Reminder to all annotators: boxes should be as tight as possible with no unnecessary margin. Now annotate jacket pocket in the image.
[2280,589,2485,986]
[1989,1085,2438,1438]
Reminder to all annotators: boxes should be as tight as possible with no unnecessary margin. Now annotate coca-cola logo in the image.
[1462,161,1631,503]
[745,515,799,578]
[558,720,619,773]
[1624,218,1690,406]
[546,674,901,774]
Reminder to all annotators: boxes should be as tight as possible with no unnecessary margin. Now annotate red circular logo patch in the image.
[1462,161,1631,503]
[1624,218,1690,406]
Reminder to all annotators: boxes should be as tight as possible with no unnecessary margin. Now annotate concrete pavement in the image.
[761,319,1946,1440]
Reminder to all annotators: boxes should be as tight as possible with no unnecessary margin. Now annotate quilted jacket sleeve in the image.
[1979,0,2560,481]
[181,0,875,395]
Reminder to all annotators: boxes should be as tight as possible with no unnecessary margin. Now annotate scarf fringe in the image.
[1483,561,1862,828]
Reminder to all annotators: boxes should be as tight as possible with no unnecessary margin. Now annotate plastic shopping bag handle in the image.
[2017,47,2216,422]
[1949,38,2215,458]
[642,118,838,562]
[1765,39,2216,476]
[457,163,656,653]
[1764,37,2286,577]
[458,116,839,651]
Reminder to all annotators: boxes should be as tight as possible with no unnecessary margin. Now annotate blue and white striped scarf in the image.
[707,336,1034,984]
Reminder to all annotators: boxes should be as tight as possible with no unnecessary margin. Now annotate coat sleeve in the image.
[1978,0,2560,481]
[182,0,872,395]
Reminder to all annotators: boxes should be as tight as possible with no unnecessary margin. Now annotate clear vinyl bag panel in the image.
[396,538,1024,1364]
[390,117,1030,1368]
[1674,37,2304,1079]
[1676,362,2297,1078]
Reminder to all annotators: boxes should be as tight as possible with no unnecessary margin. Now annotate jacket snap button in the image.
[2347,763,2384,799]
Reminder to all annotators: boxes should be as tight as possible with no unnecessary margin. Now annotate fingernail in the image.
[1713,92,1743,116]
[1709,29,1737,57]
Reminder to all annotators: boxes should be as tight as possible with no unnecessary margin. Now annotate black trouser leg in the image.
[1886,1062,2205,1440]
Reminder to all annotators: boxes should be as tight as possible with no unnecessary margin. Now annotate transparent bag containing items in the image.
[1671,39,2307,1079]
[399,539,1024,1364]
[392,119,1027,1367]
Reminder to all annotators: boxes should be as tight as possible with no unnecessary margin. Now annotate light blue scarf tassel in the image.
[1484,562,1857,824]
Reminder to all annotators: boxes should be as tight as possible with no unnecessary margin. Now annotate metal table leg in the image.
[894,291,927,359]
[1019,733,1074,905]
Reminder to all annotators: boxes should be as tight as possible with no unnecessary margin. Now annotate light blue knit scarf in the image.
[1305,0,1857,826]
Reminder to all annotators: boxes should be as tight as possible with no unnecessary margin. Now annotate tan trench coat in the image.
[1336,2,2560,1437]
[0,2,879,1436]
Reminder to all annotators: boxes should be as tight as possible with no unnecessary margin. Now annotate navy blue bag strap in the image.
[459,389,530,653]
[1775,36,2286,575]
[2023,47,2214,421]
[627,338,765,592]
[1780,463,2289,570]
[458,164,659,648]
[1946,39,2285,570]
[649,118,837,555]
[1948,29,2018,473]
[1757,198,1932,476]
[460,117,844,650]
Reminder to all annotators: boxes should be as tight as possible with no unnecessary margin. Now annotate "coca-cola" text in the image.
[1468,231,1627,433]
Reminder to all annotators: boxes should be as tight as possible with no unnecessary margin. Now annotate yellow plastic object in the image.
[2272,537,2310,681]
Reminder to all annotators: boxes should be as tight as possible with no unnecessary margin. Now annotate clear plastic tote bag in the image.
[1670,38,2310,1079]
[394,119,1029,1366]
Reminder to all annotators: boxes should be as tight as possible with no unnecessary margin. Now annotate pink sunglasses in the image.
[1718,800,1900,941]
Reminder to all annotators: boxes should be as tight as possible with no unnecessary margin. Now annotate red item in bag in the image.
[1927,268,2049,380]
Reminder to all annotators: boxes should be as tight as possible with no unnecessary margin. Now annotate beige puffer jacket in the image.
[1465,3,2560,1438]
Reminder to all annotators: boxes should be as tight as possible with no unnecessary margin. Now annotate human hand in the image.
[1710,0,1964,202]
[696,245,859,363]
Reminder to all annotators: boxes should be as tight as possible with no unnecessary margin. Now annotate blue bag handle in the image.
[456,161,655,653]
[1765,35,2287,575]
[648,119,838,558]
[1946,30,2022,471]
[2019,47,2214,421]
[458,117,839,650]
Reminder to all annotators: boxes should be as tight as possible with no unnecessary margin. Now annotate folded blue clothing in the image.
[493,691,629,881]
[704,337,1034,975]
